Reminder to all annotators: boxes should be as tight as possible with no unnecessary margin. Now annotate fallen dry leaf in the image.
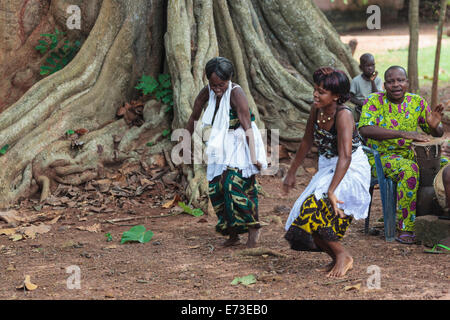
[0,228,18,236]
[6,265,16,271]
[77,223,101,233]
[19,224,51,239]
[140,178,154,186]
[87,206,106,213]
[344,283,361,291]
[9,234,23,241]
[162,194,181,209]
[0,210,25,227]
[75,128,89,135]
[17,275,38,291]
[97,179,112,193]
[266,215,283,226]
[48,216,61,225]
[103,245,117,250]
[305,167,316,174]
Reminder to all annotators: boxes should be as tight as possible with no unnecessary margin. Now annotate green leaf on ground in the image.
[231,275,257,286]
[105,233,113,242]
[120,225,154,244]
[178,202,204,217]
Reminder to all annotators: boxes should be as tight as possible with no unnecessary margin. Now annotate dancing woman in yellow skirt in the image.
[283,67,371,278]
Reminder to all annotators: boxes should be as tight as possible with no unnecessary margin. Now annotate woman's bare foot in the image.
[246,227,260,248]
[223,236,240,247]
[223,226,240,247]
[327,253,353,278]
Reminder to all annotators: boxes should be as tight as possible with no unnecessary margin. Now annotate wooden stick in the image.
[105,212,180,224]
[236,247,288,258]
[322,278,362,286]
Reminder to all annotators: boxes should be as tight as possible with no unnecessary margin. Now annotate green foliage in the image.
[135,74,174,108]
[105,233,113,242]
[375,42,450,84]
[162,129,171,138]
[35,28,81,76]
[231,275,257,286]
[35,28,64,54]
[0,145,9,156]
[120,225,154,244]
[178,202,204,217]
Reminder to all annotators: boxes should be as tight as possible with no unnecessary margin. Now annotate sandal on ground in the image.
[395,231,416,244]
[424,243,450,254]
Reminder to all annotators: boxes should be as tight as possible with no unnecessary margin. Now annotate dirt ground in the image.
[1,24,449,301]
[0,170,449,301]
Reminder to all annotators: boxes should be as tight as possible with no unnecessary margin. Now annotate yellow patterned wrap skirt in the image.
[284,194,352,251]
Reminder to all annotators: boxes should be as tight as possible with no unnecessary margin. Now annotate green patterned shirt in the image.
[358,92,431,160]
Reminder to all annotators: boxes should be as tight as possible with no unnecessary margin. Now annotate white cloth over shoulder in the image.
[285,146,371,231]
[201,82,267,181]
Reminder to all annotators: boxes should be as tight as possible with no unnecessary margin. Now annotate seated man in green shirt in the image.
[358,66,446,244]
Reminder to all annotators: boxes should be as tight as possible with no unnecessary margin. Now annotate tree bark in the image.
[0,0,102,112]
[0,0,169,206]
[431,0,448,109]
[408,0,419,93]
[0,0,358,208]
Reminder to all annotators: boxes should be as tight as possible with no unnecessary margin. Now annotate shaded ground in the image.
[0,169,449,300]
[1,24,450,301]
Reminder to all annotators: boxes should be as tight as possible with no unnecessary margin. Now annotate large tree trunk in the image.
[0,0,103,112]
[0,0,357,209]
[408,0,419,93]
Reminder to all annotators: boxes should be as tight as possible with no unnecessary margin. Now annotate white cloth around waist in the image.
[285,146,372,231]
[206,122,267,181]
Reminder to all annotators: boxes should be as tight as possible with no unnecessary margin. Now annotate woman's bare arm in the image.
[186,86,209,135]
[282,106,316,193]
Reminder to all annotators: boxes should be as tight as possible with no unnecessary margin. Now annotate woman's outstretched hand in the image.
[327,191,346,218]
[254,161,263,171]
[282,172,296,195]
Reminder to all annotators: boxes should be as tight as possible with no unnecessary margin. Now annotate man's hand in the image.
[401,131,430,142]
[427,103,444,129]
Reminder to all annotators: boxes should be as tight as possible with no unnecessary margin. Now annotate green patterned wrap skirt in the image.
[208,167,260,235]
